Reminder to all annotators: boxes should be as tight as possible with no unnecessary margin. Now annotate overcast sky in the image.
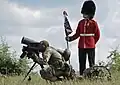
[0,0,120,71]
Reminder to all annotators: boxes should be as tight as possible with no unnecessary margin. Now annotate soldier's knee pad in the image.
[40,69,58,81]
[62,63,72,75]
[40,66,54,79]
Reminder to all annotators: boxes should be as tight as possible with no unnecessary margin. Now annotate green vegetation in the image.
[0,72,120,85]
[0,37,29,76]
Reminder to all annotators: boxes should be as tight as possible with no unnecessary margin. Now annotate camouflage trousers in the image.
[40,63,73,81]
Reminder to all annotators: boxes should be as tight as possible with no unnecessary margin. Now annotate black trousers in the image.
[78,48,95,75]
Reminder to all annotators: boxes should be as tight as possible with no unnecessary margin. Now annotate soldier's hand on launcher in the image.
[31,53,47,65]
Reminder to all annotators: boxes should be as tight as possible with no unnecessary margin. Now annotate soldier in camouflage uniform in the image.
[32,40,75,81]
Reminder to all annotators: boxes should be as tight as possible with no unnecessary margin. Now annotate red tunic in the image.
[70,19,100,48]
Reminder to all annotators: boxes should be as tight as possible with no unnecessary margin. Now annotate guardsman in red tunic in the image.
[66,0,100,75]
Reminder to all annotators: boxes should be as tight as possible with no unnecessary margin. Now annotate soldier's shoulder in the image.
[49,46,56,50]
[45,46,56,52]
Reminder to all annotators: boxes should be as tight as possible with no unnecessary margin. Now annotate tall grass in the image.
[0,71,120,85]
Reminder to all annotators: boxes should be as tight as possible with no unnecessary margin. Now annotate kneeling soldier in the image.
[32,40,75,81]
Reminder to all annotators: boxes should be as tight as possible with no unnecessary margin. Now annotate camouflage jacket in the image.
[42,46,65,69]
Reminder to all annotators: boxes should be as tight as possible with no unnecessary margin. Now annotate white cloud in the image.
[12,5,41,20]
[0,0,41,26]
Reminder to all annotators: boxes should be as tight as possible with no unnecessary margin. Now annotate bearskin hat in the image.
[81,0,96,17]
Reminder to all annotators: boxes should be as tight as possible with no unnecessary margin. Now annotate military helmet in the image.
[40,40,49,47]
[81,0,96,19]
[39,40,49,52]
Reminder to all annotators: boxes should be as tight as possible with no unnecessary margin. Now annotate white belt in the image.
[80,34,95,36]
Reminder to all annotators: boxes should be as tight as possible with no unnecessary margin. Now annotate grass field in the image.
[0,71,120,85]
